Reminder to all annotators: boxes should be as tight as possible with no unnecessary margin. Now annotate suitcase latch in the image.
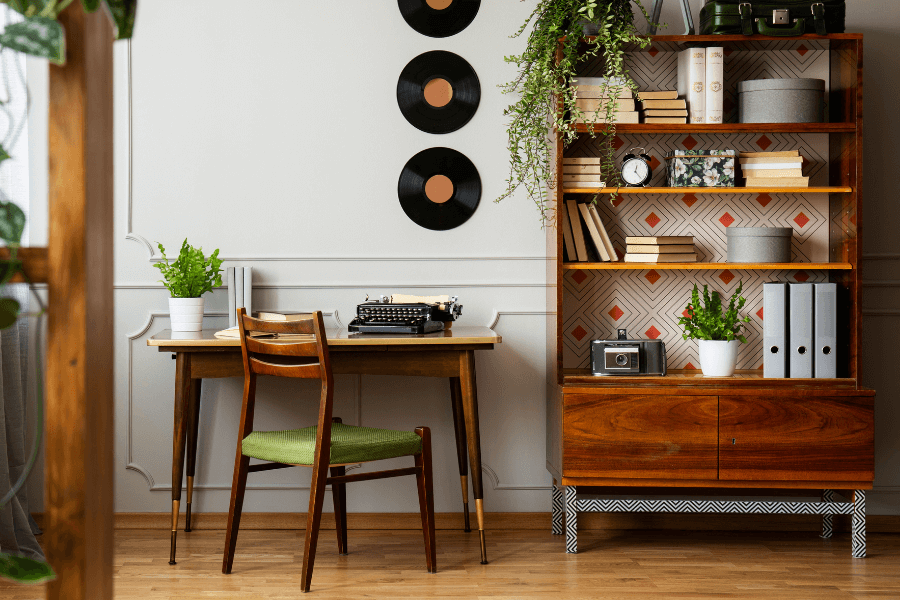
[772,9,790,25]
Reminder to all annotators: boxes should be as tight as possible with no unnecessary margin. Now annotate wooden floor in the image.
[2,529,899,599]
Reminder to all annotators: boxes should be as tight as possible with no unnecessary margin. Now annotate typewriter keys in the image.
[397,50,480,134]
[398,147,481,231]
[397,0,481,38]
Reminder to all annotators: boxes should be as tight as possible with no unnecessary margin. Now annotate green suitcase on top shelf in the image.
[699,1,845,36]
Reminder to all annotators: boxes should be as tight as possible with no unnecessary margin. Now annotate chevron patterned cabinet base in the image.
[560,488,866,558]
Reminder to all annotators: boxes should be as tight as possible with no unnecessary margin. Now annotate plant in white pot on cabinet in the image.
[678,282,752,377]
[154,240,223,332]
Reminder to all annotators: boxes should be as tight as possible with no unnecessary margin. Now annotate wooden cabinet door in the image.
[719,396,874,482]
[563,394,718,480]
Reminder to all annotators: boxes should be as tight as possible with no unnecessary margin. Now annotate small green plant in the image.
[678,282,751,343]
[154,239,223,298]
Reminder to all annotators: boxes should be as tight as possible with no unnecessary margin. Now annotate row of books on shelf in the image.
[561,198,697,264]
[739,150,808,187]
[571,78,689,124]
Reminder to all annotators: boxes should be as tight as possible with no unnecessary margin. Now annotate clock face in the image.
[622,158,650,185]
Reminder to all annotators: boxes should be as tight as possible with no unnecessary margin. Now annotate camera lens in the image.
[615,353,628,366]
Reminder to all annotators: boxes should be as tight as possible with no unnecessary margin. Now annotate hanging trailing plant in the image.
[498,0,653,223]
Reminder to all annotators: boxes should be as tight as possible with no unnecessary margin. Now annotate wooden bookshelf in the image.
[547,35,873,556]
[562,262,853,271]
[563,186,851,194]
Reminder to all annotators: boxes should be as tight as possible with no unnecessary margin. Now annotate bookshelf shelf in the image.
[562,368,858,389]
[562,186,851,194]
[573,123,856,134]
[562,262,853,271]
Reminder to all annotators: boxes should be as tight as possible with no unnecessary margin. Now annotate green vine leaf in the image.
[0,297,20,329]
[81,0,100,11]
[0,144,10,163]
[0,15,65,64]
[102,0,136,40]
[498,0,654,223]
[0,553,55,584]
[0,200,26,246]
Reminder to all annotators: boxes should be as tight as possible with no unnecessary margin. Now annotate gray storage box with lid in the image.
[739,78,825,123]
[726,227,793,263]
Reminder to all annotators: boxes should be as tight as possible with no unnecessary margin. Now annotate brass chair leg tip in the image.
[168,560,176,565]
[480,560,488,565]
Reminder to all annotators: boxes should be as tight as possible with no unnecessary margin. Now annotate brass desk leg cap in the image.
[168,531,177,565]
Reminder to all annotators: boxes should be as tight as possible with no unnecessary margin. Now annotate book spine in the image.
[243,266,252,318]
[578,203,610,262]
[589,205,618,262]
[679,48,705,124]
[560,205,577,263]
[226,267,236,328]
[566,200,588,262]
[705,47,723,124]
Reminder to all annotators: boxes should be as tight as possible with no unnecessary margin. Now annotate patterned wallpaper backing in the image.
[562,42,837,371]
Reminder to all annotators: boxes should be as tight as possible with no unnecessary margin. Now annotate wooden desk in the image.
[148,326,501,565]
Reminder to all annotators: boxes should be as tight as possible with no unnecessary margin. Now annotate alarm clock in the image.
[621,147,652,187]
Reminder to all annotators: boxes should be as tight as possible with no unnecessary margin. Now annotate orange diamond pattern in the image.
[645,212,661,228]
[645,325,661,340]
[682,193,698,207]
[572,325,587,341]
[756,307,764,320]
[649,155,661,172]
[612,135,625,151]
[794,212,810,228]
[797,44,809,56]
[794,271,810,283]
[685,362,696,370]
[611,195,625,208]
[648,46,659,57]
[682,135,698,150]
[719,269,735,285]
[645,269,661,285]
[571,270,587,285]
[608,306,624,321]
[756,134,772,150]
[719,212,735,227]
[756,193,772,208]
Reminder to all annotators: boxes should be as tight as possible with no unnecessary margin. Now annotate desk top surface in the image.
[148,326,501,348]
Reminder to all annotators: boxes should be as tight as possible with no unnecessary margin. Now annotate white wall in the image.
[25,0,891,516]
[114,0,551,514]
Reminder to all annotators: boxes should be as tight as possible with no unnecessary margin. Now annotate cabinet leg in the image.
[565,486,578,553]
[852,490,866,558]
[821,489,834,539]
[551,484,564,535]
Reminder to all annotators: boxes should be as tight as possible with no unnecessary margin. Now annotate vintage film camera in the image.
[590,329,667,376]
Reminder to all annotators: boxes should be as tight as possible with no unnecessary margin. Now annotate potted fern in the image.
[154,240,223,332]
[499,0,653,221]
[678,282,752,377]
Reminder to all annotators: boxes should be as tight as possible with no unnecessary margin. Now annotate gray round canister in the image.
[726,227,793,263]
[738,78,825,123]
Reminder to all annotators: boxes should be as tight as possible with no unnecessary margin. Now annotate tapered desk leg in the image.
[169,352,191,565]
[459,350,487,564]
[184,378,202,532]
[448,377,470,532]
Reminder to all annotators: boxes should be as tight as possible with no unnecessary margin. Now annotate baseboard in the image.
[78,512,900,532]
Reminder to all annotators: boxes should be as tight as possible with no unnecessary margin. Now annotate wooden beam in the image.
[45,5,114,600]
[0,247,48,283]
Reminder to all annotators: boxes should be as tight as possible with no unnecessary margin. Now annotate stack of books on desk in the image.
[562,157,605,189]
[571,77,639,124]
[624,235,696,263]
[637,90,688,124]
[739,151,808,187]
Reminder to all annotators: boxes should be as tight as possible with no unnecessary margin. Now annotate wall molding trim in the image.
[486,309,549,330]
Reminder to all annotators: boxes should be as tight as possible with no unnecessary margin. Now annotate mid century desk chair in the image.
[222,309,436,592]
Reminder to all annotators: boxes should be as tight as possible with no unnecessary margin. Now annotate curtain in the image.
[0,285,42,560]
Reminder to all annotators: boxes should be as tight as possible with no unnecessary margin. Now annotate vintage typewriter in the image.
[348,294,463,334]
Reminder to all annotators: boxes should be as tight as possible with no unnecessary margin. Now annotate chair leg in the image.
[414,427,437,573]
[300,448,330,592]
[222,454,250,574]
[331,465,348,555]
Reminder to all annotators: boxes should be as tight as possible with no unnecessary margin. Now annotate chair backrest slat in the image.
[238,310,330,381]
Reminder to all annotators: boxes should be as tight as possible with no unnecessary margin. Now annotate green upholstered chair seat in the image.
[241,422,422,465]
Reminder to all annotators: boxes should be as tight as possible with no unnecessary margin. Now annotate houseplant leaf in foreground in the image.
[0,200,26,245]
[0,298,20,329]
[0,553,55,584]
[0,16,65,65]
[102,0,137,40]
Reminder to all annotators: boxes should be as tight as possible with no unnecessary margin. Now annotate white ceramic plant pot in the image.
[698,339,740,377]
[169,297,204,332]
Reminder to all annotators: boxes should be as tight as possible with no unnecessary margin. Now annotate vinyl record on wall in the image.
[398,0,481,38]
[398,147,481,231]
[397,50,480,134]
